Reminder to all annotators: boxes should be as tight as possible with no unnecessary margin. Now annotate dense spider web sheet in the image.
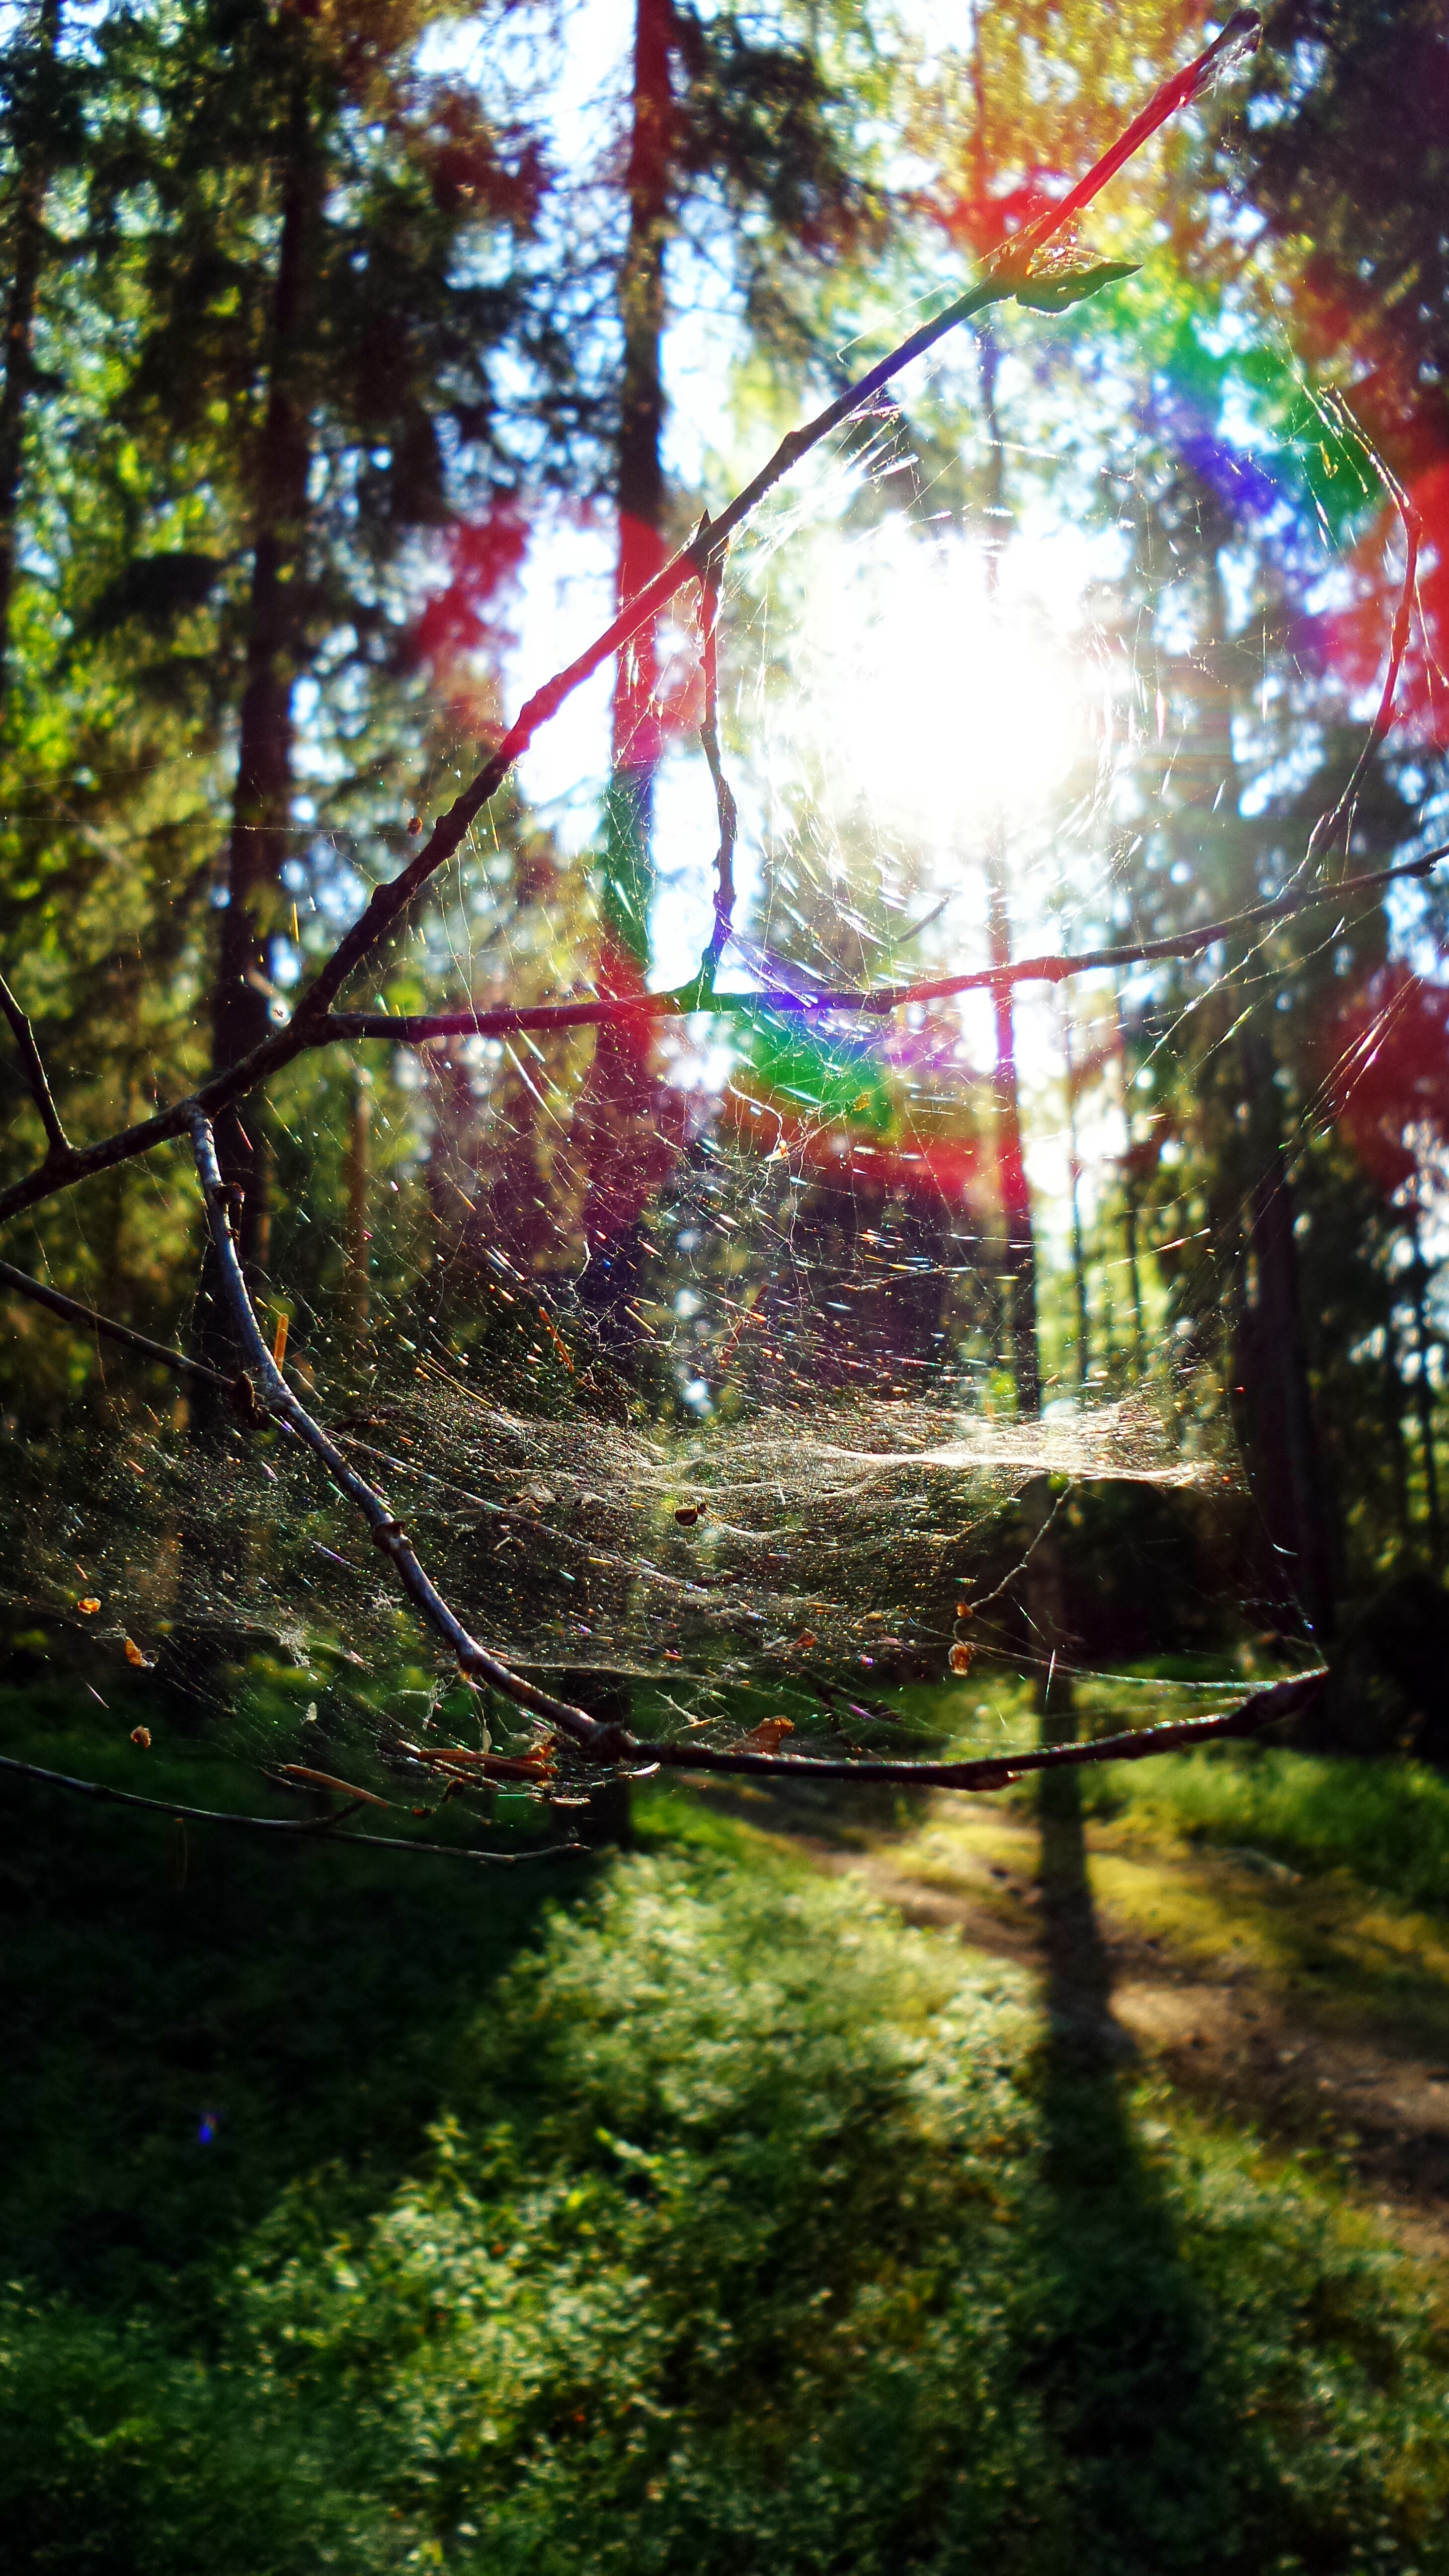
[2,272,1434,1807]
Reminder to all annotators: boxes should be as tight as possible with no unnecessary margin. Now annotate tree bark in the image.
[198,57,317,1360]
[1232,1015,1338,1637]
[0,0,61,705]
[1409,1210,1442,1566]
[343,1065,370,1349]
[969,8,1041,1419]
[978,326,1041,1420]
[576,0,674,1351]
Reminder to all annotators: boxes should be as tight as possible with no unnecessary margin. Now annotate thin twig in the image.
[697,520,737,968]
[290,19,1258,1025]
[0,971,69,1155]
[625,1668,1323,1787]
[0,1256,234,1388]
[0,1749,584,1865]
[321,846,1444,1045]
[189,1108,622,1758]
[0,16,1262,1239]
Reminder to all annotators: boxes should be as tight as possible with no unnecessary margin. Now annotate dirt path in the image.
[707,1783,1449,2259]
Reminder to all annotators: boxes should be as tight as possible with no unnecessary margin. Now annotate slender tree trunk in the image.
[1187,565,1340,1640]
[1123,1197,1146,1370]
[343,1066,371,1350]
[978,327,1040,1419]
[204,63,316,1315]
[576,0,673,1348]
[971,20,1054,1711]
[0,0,60,705]
[1409,1211,1442,1566]
[1062,1005,1090,1389]
[1386,1347,1411,1547]
[969,12,1040,1419]
[1233,1015,1338,1636]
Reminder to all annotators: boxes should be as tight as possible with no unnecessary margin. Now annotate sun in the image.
[799,523,1089,846]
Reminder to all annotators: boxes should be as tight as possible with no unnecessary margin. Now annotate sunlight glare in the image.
[807,530,1086,843]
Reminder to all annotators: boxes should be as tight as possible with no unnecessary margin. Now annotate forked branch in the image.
[0,10,1331,1811]
[323,847,1445,1047]
[0,12,1264,1238]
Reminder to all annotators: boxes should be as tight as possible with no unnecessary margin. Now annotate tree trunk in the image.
[1410,1211,1442,1566]
[969,10,1040,1421]
[988,828,1041,1417]
[1232,1014,1338,1638]
[1187,562,1340,1642]
[978,328,1041,1419]
[197,59,316,1364]
[212,68,315,1250]
[1062,1007,1091,1389]
[576,0,673,1352]
[0,0,61,705]
[343,1066,371,1350]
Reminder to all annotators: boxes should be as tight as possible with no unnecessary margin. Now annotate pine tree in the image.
[0,0,72,698]
[90,0,569,1334]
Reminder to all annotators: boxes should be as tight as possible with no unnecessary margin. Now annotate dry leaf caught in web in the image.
[949,1642,972,1675]
[129,1725,151,1749]
[123,1637,149,1668]
[274,1762,392,1809]
[78,1596,100,1615]
[400,1740,557,1782]
[740,1716,794,1754]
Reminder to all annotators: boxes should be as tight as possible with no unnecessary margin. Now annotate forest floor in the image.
[695,1773,1449,2260]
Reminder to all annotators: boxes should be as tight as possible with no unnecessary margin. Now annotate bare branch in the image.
[3,1226,1308,1797]
[626,1668,1323,1788]
[0,971,69,1155]
[0,1749,585,1866]
[697,522,737,969]
[289,19,1261,1030]
[0,19,1264,1242]
[187,1106,1323,1796]
[322,846,1445,1046]
[189,1107,623,1758]
[0,1256,234,1390]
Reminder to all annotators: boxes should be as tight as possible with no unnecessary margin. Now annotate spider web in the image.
[2,253,1435,1823]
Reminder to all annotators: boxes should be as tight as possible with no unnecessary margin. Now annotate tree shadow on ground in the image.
[1028,1744,1257,2572]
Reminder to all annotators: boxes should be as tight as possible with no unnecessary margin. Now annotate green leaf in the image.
[1013,260,1139,314]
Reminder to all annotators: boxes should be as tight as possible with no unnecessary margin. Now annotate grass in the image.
[5,1671,1449,2572]
[1084,1741,1449,1913]
[0,1678,579,2322]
